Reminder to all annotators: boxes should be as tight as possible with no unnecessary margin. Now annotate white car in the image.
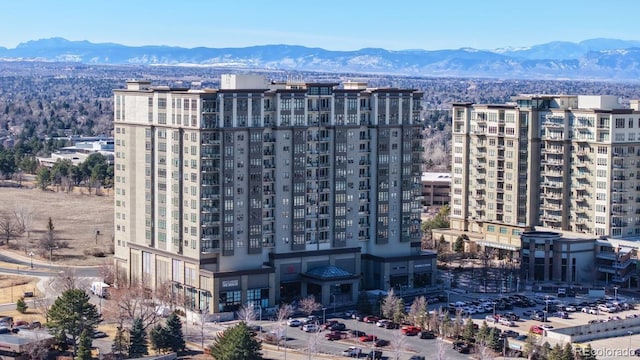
[302,323,319,332]
[565,305,577,312]
[287,318,302,327]
[485,315,497,323]
[499,318,515,327]
[376,319,390,327]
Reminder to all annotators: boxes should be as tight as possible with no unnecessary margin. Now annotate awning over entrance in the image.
[476,240,519,251]
[302,265,359,281]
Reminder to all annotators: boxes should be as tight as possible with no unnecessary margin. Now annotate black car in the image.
[384,321,399,329]
[330,322,346,331]
[409,356,426,360]
[367,350,383,359]
[419,331,435,339]
[92,331,108,339]
[350,330,366,337]
[634,348,640,357]
[453,341,471,354]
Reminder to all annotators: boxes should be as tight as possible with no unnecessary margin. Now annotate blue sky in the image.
[2,0,639,51]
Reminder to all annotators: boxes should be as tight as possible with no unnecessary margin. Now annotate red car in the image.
[325,331,344,340]
[363,315,380,323]
[401,326,421,336]
[530,325,544,335]
[359,334,378,342]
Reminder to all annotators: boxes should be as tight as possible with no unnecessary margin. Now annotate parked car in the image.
[555,311,569,319]
[325,331,344,341]
[409,356,425,360]
[92,331,108,339]
[376,319,390,327]
[330,322,347,331]
[322,320,339,330]
[287,318,302,327]
[530,325,544,335]
[359,334,378,342]
[503,330,519,338]
[363,316,379,324]
[498,318,515,327]
[367,350,383,359]
[419,331,435,339]
[401,326,421,336]
[374,339,389,347]
[453,341,471,354]
[350,330,366,337]
[342,346,362,357]
[383,321,399,329]
[302,324,319,332]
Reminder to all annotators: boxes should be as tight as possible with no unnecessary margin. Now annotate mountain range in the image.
[3,37,640,80]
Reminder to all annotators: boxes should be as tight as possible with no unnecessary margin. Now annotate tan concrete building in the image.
[420,172,451,207]
[113,74,434,315]
[443,95,640,257]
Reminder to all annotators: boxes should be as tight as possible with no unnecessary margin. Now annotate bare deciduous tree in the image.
[22,331,51,360]
[0,213,21,244]
[56,267,78,292]
[32,297,52,323]
[106,280,159,331]
[298,295,321,317]
[407,295,427,328]
[436,338,447,360]
[12,204,34,241]
[381,288,400,320]
[98,261,117,285]
[304,328,323,359]
[389,330,408,360]
[236,302,258,323]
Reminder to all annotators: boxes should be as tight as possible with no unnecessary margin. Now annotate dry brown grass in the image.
[0,186,114,266]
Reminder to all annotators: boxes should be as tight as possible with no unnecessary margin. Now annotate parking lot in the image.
[251,290,640,359]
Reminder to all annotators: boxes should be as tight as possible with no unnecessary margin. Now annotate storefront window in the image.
[247,288,269,308]
[219,291,241,312]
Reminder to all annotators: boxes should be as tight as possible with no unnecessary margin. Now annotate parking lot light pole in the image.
[614,286,619,301]
[322,307,326,324]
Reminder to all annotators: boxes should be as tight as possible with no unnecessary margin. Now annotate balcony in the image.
[543,121,564,128]
[475,163,485,169]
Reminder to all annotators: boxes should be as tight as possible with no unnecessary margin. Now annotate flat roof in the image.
[421,172,452,182]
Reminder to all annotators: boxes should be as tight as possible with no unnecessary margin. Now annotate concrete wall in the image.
[545,316,640,343]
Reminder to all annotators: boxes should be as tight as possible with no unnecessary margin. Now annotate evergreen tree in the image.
[541,341,553,358]
[462,317,476,343]
[487,327,501,351]
[476,321,490,345]
[209,322,262,360]
[561,342,575,360]
[111,326,128,360]
[16,297,28,314]
[579,344,597,360]
[548,343,563,360]
[75,329,92,360]
[165,313,186,352]
[453,236,465,252]
[128,317,149,358]
[47,289,101,355]
[150,324,170,354]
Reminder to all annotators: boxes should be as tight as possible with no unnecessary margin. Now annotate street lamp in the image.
[28,252,34,269]
[322,307,327,325]
[629,331,633,352]
[544,296,550,322]
[614,285,619,301]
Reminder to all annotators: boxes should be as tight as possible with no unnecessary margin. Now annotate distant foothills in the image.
[3,37,640,81]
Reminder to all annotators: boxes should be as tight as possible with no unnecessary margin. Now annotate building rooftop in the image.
[421,172,452,182]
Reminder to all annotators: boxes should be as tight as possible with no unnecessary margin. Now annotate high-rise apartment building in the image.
[446,94,640,255]
[113,74,434,314]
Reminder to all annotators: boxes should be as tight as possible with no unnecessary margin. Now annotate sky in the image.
[1,0,640,51]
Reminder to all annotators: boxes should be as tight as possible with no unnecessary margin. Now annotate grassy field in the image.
[0,185,114,266]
